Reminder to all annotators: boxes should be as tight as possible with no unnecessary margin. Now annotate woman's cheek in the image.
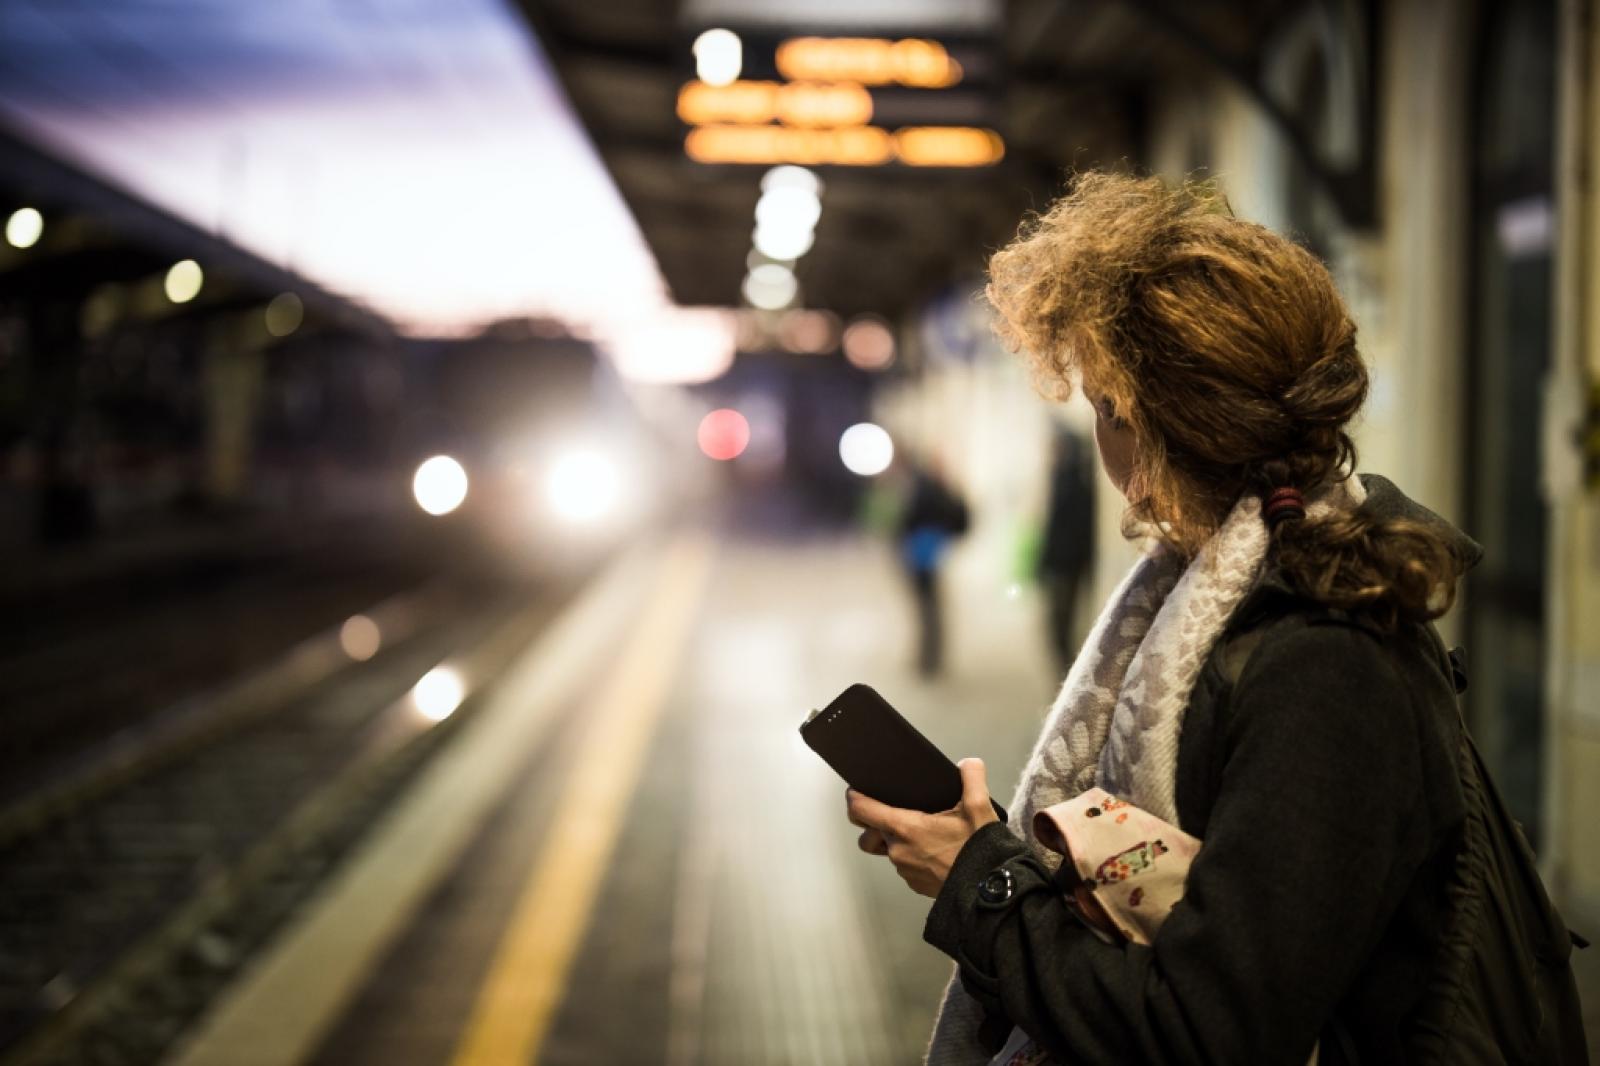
[1094,415,1136,496]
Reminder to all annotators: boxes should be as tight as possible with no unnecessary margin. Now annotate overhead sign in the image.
[686,123,1001,167]
[678,32,1003,168]
[775,37,963,87]
[678,80,874,127]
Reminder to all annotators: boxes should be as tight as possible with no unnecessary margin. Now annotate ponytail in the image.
[1268,493,1467,629]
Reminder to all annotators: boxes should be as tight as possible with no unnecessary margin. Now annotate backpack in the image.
[1405,632,1589,1065]
[1219,620,1589,1064]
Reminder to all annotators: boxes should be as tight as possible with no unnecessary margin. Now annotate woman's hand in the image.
[845,758,1000,898]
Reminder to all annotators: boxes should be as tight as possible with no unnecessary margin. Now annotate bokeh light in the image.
[755,186,822,233]
[894,126,1005,167]
[546,449,622,523]
[5,207,42,249]
[743,263,798,310]
[777,309,840,354]
[604,307,736,385]
[412,455,469,515]
[265,292,304,337]
[698,408,751,461]
[164,259,204,303]
[693,28,741,86]
[839,422,894,476]
[339,615,382,661]
[753,224,814,262]
[752,180,821,266]
[412,666,464,721]
[842,315,896,370]
[761,165,822,197]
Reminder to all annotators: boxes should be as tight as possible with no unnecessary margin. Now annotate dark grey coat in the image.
[924,476,1482,1065]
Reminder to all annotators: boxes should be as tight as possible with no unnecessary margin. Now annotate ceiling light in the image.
[753,224,814,261]
[755,186,821,233]
[694,28,742,87]
[760,166,822,198]
[743,263,798,310]
[748,248,793,271]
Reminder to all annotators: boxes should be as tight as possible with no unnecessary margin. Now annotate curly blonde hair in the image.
[987,171,1464,626]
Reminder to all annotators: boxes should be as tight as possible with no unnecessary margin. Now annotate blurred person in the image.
[898,456,970,678]
[845,173,1587,1065]
[1036,429,1095,675]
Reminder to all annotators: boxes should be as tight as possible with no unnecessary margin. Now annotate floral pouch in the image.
[986,790,1317,1066]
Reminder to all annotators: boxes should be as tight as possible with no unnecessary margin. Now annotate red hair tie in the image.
[1263,487,1306,528]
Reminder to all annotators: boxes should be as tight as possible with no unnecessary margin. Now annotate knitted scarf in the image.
[924,478,1366,1065]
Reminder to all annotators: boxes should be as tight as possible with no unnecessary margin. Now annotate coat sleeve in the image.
[923,621,1430,1065]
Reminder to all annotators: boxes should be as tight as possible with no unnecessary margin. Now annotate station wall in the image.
[1550,0,1600,930]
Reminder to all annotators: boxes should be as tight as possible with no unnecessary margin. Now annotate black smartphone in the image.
[800,683,1008,823]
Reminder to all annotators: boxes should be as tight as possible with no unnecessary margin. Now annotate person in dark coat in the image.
[841,173,1584,1064]
[898,458,970,678]
[1036,430,1095,674]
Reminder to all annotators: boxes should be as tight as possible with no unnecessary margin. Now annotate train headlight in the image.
[545,448,623,524]
[413,455,468,515]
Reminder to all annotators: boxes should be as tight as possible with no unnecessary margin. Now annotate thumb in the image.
[956,758,992,820]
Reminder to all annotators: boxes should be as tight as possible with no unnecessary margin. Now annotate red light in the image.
[698,408,751,461]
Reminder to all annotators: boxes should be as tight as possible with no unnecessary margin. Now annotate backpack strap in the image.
[1215,601,1344,687]
[1446,647,1469,695]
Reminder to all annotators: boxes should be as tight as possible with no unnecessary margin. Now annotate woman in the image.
[844,172,1484,1064]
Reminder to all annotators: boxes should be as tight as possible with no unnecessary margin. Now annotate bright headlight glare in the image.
[546,449,623,523]
[413,455,468,515]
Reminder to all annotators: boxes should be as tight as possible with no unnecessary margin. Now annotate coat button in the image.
[978,868,1014,904]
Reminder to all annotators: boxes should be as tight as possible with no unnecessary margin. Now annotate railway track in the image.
[0,572,579,1066]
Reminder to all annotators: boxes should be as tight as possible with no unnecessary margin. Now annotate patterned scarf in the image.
[924,478,1366,1065]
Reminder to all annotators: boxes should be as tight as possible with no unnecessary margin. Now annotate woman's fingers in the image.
[845,774,988,899]
[845,788,873,829]
[858,828,889,855]
[846,787,904,834]
[955,757,998,826]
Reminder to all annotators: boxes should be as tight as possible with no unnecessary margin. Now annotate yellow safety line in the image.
[449,532,716,1066]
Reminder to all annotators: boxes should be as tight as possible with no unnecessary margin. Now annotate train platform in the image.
[159,527,1062,1066]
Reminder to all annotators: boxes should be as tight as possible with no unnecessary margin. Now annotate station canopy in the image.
[0,0,1329,376]
[523,0,1324,321]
